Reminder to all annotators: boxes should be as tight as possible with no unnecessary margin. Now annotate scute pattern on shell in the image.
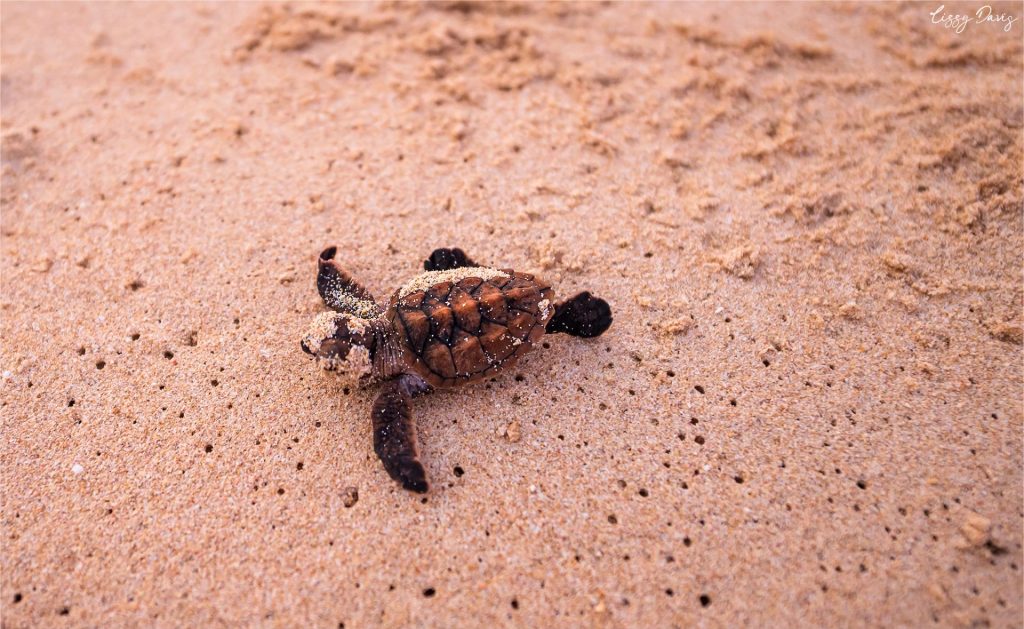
[389,269,554,388]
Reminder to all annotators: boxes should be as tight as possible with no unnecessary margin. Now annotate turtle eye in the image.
[317,338,350,361]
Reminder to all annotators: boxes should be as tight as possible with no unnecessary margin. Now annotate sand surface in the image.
[2,2,1022,627]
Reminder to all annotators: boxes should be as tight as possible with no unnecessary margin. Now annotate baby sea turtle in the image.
[301,246,613,493]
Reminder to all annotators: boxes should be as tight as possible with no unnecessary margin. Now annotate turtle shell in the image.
[388,268,555,388]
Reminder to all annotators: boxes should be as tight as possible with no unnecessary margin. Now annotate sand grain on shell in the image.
[395,267,509,300]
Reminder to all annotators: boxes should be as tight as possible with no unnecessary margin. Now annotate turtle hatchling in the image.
[300,246,613,493]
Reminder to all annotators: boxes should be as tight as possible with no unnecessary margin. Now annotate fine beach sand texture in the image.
[2,2,1022,627]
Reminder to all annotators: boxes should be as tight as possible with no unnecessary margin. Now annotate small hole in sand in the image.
[77,347,86,355]
[511,599,519,610]
[211,379,219,386]
[130,333,140,341]
[277,488,284,495]
[683,537,692,547]
[694,436,705,445]
[13,593,23,603]
[95,360,106,369]
[59,607,69,615]
[204,444,213,453]
[665,589,674,596]
[164,351,174,359]
[342,487,358,507]
[638,488,649,497]
[296,462,304,470]
[694,385,704,394]
[422,588,435,598]
[734,475,744,484]
[666,370,675,377]
[453,466,464,477]
[856,480,867,490]
[68,399,75,407]
[700,594,711,607]
[730,399,737,406]
[607,514,618,524]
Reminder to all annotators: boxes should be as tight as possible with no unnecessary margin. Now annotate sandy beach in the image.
[2,2,1022,627]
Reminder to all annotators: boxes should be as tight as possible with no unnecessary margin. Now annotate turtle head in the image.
[300,311,377,383]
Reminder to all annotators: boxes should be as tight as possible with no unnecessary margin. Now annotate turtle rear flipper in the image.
[546,291,612,338]
[424,247,478,271]
[317,246,382,318]
[371,374,432,493]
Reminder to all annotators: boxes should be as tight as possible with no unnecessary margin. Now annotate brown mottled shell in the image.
[388,270,555,388]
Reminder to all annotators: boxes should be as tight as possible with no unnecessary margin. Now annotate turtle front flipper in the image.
[371,374,432,493]
[317,246,382,318]
[546,291,613,338]
[424,247,478,271]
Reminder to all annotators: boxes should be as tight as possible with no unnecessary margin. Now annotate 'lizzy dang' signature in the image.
[930,4,1018,33]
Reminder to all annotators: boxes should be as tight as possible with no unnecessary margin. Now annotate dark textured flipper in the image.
[371,375,432,493]
[545,291,613,338]
[424,247,478,271]
[317,246,381,318]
